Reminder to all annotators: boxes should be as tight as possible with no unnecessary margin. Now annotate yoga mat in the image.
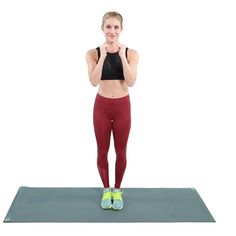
[4,187,215,222]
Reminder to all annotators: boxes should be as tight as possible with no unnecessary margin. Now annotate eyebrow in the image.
[106,24,120,27]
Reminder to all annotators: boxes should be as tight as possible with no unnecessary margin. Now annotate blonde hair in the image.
[102,11,123,28]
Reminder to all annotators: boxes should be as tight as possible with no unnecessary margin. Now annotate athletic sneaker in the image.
[101,189,113,209]
[112,189,124,210]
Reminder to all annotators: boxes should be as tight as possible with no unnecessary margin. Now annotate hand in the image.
[118,43,126,58]
[100,43,108,58]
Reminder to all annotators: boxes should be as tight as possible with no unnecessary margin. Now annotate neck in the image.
[105,42,119,52]
[106,41,119,48]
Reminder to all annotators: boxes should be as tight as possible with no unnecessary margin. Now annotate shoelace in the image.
[102,191,112,200]
[112,191,123,200]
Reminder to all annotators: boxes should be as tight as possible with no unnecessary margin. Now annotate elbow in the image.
[127,78,136,87]
[90,81,98,87]
[89,78,99,87]
[128,82,135,87]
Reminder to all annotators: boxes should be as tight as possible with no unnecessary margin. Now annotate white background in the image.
[0,0,235,235]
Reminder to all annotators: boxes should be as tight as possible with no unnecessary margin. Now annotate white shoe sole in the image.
[112,204,123,210]
[101,203,113,209]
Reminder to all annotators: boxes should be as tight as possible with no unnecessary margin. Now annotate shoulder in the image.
[86,48,97,58]
[127,48,139,63]
[86,48,98,62]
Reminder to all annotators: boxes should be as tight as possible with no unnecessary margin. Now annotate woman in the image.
[86,11,139,210]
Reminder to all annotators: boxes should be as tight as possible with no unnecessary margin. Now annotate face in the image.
[102,17,123,44]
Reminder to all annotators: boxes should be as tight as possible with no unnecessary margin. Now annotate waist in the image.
[95,93,130,104]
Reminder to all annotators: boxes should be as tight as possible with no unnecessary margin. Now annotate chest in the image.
[102,53,124,79]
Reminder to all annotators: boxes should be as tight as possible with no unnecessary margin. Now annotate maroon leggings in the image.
[93,93,131,189]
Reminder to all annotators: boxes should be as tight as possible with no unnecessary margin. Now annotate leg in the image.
[93,101,112,188]
[112,101,131,189]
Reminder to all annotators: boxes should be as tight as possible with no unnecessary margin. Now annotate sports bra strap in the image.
[125,47,128,58]
[96,47,100,62]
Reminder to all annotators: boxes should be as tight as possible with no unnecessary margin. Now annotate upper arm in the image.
[128,49,139,75]
[86,49,97,77]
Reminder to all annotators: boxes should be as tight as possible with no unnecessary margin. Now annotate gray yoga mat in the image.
[4,186,215,222]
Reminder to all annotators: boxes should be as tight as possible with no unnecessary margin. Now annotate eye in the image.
[115,26,120,29]
[106,25,111,29]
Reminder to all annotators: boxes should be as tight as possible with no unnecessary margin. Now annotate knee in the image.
[116,151,127,161]
[97,150,108,168]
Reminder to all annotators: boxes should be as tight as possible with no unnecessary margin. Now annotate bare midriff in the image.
[98,80,129,98]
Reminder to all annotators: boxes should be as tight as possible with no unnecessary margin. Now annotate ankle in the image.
[113,188,121,193]
[103,188,111,192]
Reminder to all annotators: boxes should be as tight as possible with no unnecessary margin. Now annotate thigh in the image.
[93,102,112,151]
[112,102,131,151]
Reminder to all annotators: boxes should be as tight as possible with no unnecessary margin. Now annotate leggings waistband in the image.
[95,93,130,104]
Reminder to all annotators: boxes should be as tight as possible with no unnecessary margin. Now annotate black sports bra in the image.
[96,47,128,80]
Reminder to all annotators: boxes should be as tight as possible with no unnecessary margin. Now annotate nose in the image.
[109,27,115,34]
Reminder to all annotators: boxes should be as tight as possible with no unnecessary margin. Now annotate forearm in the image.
[89,56,106,87]
[120,56,136,87]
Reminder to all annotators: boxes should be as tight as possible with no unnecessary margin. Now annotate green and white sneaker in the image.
[101,188,113,209]
[112,189,124,210]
